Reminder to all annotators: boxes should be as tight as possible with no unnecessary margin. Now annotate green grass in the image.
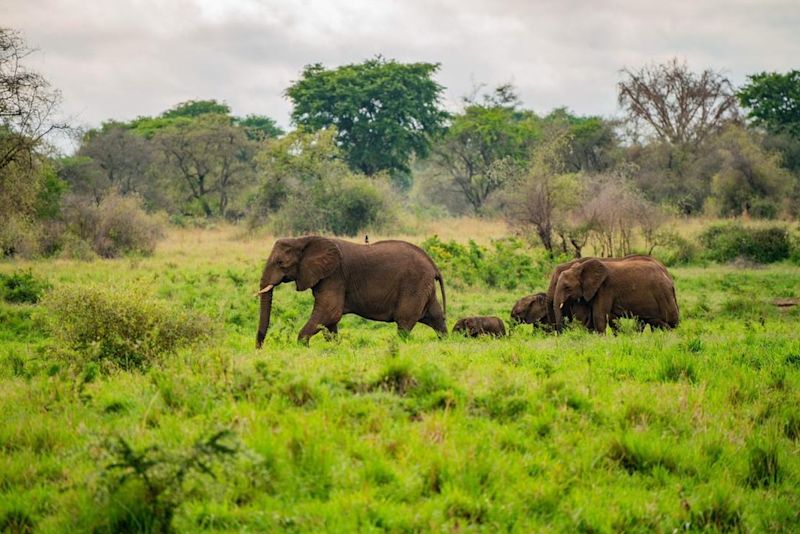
[1,230,800,532]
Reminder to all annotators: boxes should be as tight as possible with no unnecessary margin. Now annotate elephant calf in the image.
[453,316,507,337]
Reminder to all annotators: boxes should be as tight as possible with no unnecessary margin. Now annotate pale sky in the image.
[5,0,800,140]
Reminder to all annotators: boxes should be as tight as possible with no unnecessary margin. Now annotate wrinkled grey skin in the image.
[256,236,446,347]
[546,255,673,332]
[511,293,548,325]
[554,258,679,334]
[453,316,506,337]
[510,292,593,330]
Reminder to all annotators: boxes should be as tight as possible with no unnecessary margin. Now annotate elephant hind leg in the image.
[322,322,339,342]
[419,298,447,337]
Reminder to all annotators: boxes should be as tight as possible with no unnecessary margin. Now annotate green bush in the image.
[699,223,790,263]
[0,270,50,304]
[653,230,701,266]
[40,284,213,370]
[421,236,552,290]
[60,192,164,258]
[273,174,392,237]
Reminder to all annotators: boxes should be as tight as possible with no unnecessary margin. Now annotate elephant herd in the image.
[254,236,679,348]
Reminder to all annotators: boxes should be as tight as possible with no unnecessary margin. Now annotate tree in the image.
[251,128,392,235]
[162,99,231,119]
[707,125,794,218]
[79,124,155,198]
[236,114,284,141]
[540,108,619,173]
[432,85,539,214]
[737,70,800,137]
[0,29,65,172]
[286,57,447,176]
[501,132,583,255]
[618,58,739,146]
[155,115,254,217]
[0,28,66,255]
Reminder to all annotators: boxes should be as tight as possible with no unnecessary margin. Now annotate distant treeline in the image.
[2,27,800,258]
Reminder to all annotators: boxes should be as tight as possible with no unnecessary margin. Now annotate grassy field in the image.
[1,224,800,532]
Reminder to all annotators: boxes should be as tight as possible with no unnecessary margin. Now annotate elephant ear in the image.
[296,237,341,291]
[525,293,547,322]
[579,259,608,301]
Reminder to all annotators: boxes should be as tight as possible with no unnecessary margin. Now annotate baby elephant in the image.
[453,316,507,337]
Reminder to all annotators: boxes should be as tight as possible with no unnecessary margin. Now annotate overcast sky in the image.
[5,0,800,137]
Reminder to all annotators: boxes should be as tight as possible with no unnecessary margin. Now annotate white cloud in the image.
[5,0,799,140]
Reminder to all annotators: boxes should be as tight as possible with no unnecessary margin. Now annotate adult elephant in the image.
[511,291,593,330]
[553,258,679,333]
[255,236,447,347]
[544,255,672,329]
[511,293,548,325]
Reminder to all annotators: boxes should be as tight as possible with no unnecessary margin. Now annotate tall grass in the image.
[0,225,799,531]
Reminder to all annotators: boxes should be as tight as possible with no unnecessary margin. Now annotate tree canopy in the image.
[286,57,448,176]
[738,70,800,138]
[618,58,739,146]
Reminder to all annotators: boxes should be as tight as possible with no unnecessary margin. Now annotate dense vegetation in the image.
[2,24,800,533]
[3,28,800,260]
[1,227,800,532]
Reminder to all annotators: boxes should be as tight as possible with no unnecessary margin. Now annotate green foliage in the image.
[235,114,284,141]
[421,236,551,289]
[541,108,619,173]
[699,222,790,263]
[432,87,540,213]
[154,114,255,218]
[286,57,447,175]
[738,70,800,137]
[254,129,393,236]
[161,99,232,119]
[746,435,783,488]
[97,431,238,533]
[60,191,164,258]
[40,284,213,370]
[707,126,794,217]
[0,270,50,303]
[3,234,800,531]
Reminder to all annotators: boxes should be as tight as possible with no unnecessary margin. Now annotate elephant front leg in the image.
[298,299,343,345]
[591,302,609,334]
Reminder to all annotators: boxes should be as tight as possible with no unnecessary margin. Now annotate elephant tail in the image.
[436,272,447,319]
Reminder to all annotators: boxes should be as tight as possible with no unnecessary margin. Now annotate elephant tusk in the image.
[559,303,564,309]
[253,284,274,298]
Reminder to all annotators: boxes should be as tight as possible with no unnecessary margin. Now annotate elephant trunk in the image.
[256,288,273,349]
[554,284,566,333]
[545,293,556,326]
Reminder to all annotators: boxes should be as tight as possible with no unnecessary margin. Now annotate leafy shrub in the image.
[422,236,551,290]
[273,174,393,237]
[60,192,164,258]
[95,431,238,533]
[653,230,701,266]
[790,231,800,265]
[40,284,213,370]
[0,270,50,304]
[699,223,790,263]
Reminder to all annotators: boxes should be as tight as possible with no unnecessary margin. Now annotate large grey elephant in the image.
[255,236,447,347]
[544,255,673,329]
[553,258,679,333]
